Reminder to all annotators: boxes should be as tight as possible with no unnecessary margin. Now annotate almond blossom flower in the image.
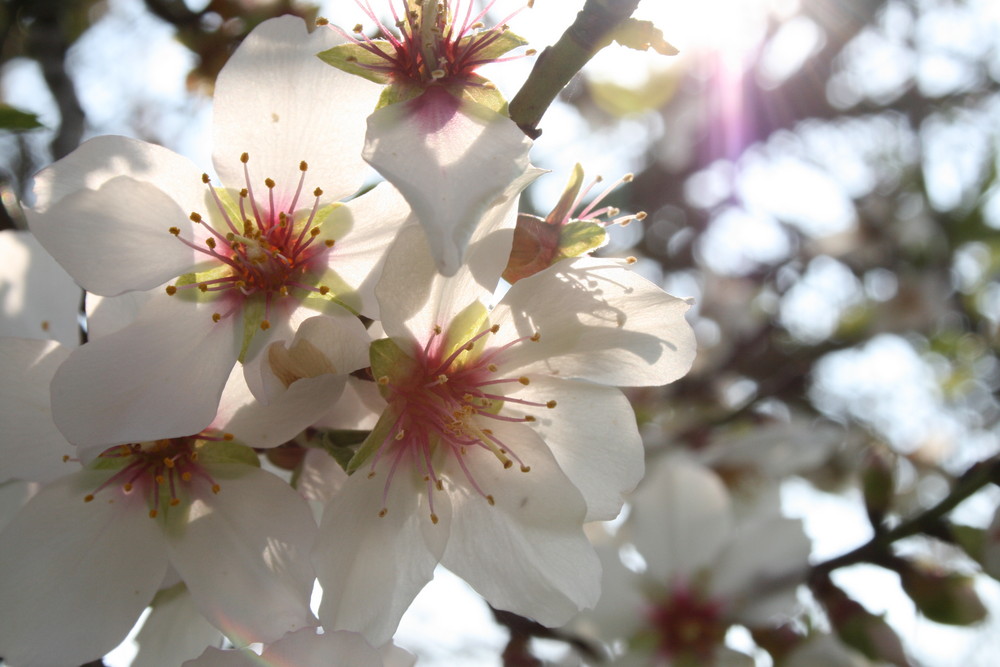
[503,164,646,284]
[0,341,319,666]
[311,215,696,644]
[27,16,408,447]
[319,0,535,275]
[579,455,811,666]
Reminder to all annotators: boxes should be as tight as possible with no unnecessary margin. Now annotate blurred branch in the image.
[491,606,606,665]
[509,0,641,139]
[811,453,1000,578]
[24,0,85,160]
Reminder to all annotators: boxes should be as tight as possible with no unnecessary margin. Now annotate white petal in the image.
[710,516,811,623]
[0,470,169,667]
[262,628,384,667]
[50,294,241,447]
[495,256,697,387]
[86,290,152,339]
[165,466,317,645]
[314,462,450,645]
[440,420,601,626]
[133,585,225,667]
[222,373,346,448]
[0,229,81,346]
[257,312,371,404]
[507,378,642,522]
[624,455,733,584]
[213,16,380,202]
[322,182,411,318]
[0,338,75,482]
[29,134,207,216]
[363,89,532,275]
[182,647,257,667]
[28,176,199,295]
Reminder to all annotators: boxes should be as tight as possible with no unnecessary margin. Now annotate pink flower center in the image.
[646,584,727,661]
[165,153,337,330]
[370,323,555,523]
[80,433,228,519]
[332,0,530,89]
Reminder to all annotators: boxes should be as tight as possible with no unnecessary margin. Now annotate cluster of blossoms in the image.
[0,3,696,665]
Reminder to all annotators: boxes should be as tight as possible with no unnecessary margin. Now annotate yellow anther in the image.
[206,237,216,249]
[223,433,234,441]
[368,471,377,479]
[430,513,439,524]
[433,324,442,334]
[240,152,249,163]
[313,187,323,197]
[226,232,235,241]
[169,226,180,236]
[181,472,192,482]
[530,332,541,342]
[211,484,221,494]
[299,160,308,171]
[378,508,388,517]
[465,342,475,351]
[198,284,208,292]
[62,455,70,462]
[486,495,495,506]
[260,320,271,331]
[149,509,158,518]
[190,212,202,222]
[435,480,444,491]
[626,256,637,264]
[395,429,406,440]
[279,286,289,297]
[503,460,513,469]
[488,363,498,372]
[316,17,329,26]
[520,465,531,473]
[212,313,222,324]
[163,457,174,468]
[518,376,530,385]
[84,494,94,502]
[547,400,557,409]
[526,48,537,56]
[325,239,335,248]
[310,228,321,237]
[170,498,181,506]
[264,178,275,189]
[377,376,390,385]
[437,374,449,384]
[489,324,500,334]
[155,475,165,485]
[189,451,199,460]
[525,415,536,422]
[201,173,211,184]
[353,23,363,32]
[240,188,248,198]
[318,285,330,295]
[635,211,648,221]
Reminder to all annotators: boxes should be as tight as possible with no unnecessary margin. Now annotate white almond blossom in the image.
[27,16,408,448]
[310,208,696,644]
[0,340,319,666]
[579,454,811,666]
[319,0,534,275]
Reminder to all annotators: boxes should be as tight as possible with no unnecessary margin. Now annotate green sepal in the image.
[556,220,609,260]
[546,163,585,225]
[346,406,399,473]
[317,42,395,85]
[899,564,988,626]
[459,75,509,114]
[86,451,132,472]
[442,300,490,364]
[610,18,679,56]
[314,429,370,472]
[375,82,425,111]
[457,28,528,62]
[0,105,43,131]
[195,440,261,468]
[369,337,419,396]
[237,297,266,363]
